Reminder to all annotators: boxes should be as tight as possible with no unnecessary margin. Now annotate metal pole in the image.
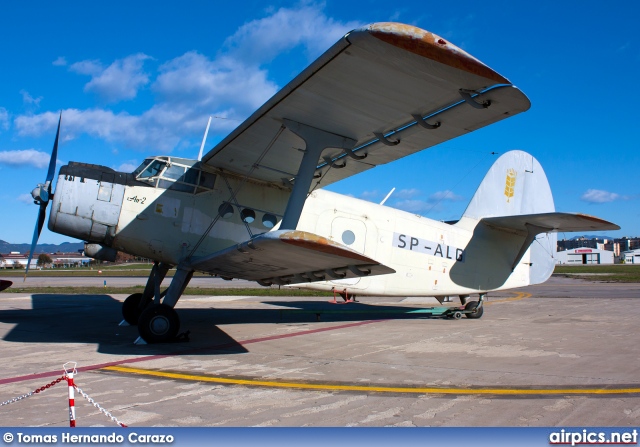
[64,362,77,428]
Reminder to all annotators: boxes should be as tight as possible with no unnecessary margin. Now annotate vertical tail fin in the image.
[462,150,555,219]
[459,150,557,285]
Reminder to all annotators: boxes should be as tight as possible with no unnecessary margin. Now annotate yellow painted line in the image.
[485,291,531,305]
[103,365,640,395]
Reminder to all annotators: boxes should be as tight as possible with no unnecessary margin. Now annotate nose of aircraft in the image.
[24,113,61,280]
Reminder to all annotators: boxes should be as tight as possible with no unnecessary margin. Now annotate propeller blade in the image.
[24,205,46,280]
[25,113,61,281]
[45,113,61,184]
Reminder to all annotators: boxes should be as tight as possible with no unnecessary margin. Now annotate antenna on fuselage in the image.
[197,116,212,161]
[380,187,395,205]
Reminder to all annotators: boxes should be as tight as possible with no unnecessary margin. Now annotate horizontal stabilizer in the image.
[481,212,620,234]
[189,230,395,286]
[480,213,620,271]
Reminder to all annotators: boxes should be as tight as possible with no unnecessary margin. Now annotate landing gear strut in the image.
[121,262,170,325]
[134,266,193,344]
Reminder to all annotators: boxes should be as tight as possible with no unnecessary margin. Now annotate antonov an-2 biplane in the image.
[23,23,618,343]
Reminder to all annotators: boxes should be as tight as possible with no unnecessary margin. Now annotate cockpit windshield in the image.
[137,160,167,179]
[131,156,216,194]
[132,159,153,177]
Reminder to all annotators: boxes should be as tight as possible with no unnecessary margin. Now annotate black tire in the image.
[122,293,150,326]
[464,301,484,319]
[138,304,180,343]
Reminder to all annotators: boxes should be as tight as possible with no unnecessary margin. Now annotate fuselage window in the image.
[240,208,256,224]
[262,214,277,228]
[342,230,356,245]
[199,172,216,189]
[219,202,234,218]
[196,171,217,194]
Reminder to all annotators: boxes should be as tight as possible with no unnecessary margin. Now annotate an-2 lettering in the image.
[127,195,146,204]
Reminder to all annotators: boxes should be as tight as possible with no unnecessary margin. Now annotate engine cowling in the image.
[48,162,129,247]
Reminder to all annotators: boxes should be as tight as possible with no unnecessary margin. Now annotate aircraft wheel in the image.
[122,293,150,326]
[464,301,484,319]
[452,311,462,320]
[138,304,180,343]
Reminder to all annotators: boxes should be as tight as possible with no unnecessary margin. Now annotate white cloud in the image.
[429,189,464,202]
[20,90,42,107]
[223,4,362,64]
[154,51,277,114]
[14,5,361,154]
[359,190,380,201]
[392,190,464,213]
[581,189,620,203]
[116,161,138,172]
[69,59,103,76]
[395,188,421,199]
[52,56,67,66]
[71,54,151,102]
[393,199,433,213]
[17,193,34,204]
[0,149,50,169]
[16,108,180,153]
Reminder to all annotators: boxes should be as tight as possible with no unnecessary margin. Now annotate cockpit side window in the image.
[163,165,186,180]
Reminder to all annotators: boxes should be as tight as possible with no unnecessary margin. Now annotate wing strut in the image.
[280,119,356,230]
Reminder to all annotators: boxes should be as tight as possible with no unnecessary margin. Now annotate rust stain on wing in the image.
[367,22,510,85]
[279,230,376,263]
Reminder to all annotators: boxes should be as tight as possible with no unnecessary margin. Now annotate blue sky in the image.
[1,1,638,244]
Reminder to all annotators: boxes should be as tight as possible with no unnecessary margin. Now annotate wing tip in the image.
[574,213,621,231]
[350,22,510,85]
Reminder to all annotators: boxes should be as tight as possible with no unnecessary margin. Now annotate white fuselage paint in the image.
[105,179,531,298]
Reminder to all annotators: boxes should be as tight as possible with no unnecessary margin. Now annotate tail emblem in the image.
[504,168,517,202]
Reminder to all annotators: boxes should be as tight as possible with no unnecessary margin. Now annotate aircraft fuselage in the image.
[48,156,546,299]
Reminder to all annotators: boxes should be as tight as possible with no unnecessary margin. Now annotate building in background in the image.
[614,237,640,257]
[623,249,640,264]
[0,252,90,268]
[556,247,614,265]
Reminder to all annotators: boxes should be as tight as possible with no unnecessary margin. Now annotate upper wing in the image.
[189,230,395,286]
[202,22,531,189]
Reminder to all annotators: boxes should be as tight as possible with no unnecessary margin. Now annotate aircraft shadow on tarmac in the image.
[0,294,450,355]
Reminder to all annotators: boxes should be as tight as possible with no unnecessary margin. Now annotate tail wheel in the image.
[122,293,151,325]
[138,304,180,343]
[464,301,484,319]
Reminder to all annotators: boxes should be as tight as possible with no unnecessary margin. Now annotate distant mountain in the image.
[0,239,84,254]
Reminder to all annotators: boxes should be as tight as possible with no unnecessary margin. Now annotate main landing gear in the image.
[446,294,485,319]
[121,262,193,344]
